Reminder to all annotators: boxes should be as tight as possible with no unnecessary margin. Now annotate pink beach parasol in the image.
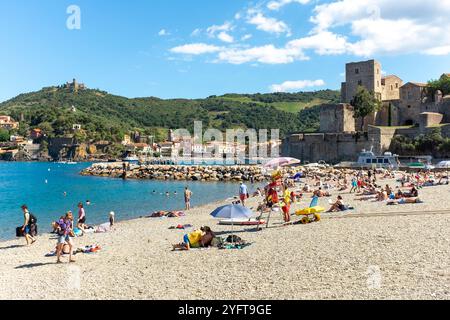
[263,157,301,169]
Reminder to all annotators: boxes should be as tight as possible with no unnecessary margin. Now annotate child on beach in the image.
[56,211,76,264]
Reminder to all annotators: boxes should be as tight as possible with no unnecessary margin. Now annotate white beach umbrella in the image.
[264,157,301,169]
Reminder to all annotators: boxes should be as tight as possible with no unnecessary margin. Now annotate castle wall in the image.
[319,104,355,133]
[282,131,382,163]
[419,113,443,132]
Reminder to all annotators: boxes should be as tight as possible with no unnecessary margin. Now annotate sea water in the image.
[0,162,247,240]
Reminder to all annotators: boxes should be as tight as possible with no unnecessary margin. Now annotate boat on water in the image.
[335,148,400,169]
[122,155,139,164]
[56,160,78,165]
[402,156,435,170]
[436,160,450,169]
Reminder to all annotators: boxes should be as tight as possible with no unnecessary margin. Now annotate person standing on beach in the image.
[20,205,36,246]
[77,202,86,229]
[239,182,248,207]
[184,187,192,210]
[56,211,75,264]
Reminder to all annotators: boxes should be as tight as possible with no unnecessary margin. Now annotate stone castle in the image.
[64,79,86,92]
[282,59,450,163]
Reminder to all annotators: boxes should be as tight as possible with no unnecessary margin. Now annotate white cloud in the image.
[207,22,233,36]
[170,43,222,55]
[287,31,349,55]
[270,79,326,92]
[424,45,450,56]
[217,45,307,65]
[267,0,311,11]
[158,29,170,36]
[170,0,450,65]
[191,28,201,37]
[309,0,450,57]
[246,10,291,36]
[217,32,234,43]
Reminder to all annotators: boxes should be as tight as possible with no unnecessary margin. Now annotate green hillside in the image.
[0,86,339,142]
[217,90,340,113]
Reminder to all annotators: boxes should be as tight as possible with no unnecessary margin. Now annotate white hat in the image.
[109,211,115,216]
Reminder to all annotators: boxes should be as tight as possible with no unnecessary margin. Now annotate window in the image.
[384,159,389,164]
[377,81,380,87]
[355,68,359,74]
[378,159,383,164]
[366,159,371,164]
[395,83,399,89]
[377,69,380,74]
[407,105,411,109]
[390,85,393,90]
[358,80,362,86]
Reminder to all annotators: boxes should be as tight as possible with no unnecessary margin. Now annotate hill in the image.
[216,90,340,114]
[0,85,340,142]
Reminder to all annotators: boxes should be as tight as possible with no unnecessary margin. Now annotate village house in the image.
[30,128,43,140]
[0,116,19,130]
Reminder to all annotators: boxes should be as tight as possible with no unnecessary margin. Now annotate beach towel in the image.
[75,245,102,254]
[169,224,193,230]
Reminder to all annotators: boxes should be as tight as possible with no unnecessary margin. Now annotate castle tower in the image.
[341,59,382,103]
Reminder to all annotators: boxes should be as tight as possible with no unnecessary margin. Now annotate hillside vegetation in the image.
[0,86,339,142]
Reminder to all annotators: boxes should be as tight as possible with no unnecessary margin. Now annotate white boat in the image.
[57,161,78,165]
[437,161,450,169]
[357,149,400,169]
[335,147,400,169]
[123,155,139,163]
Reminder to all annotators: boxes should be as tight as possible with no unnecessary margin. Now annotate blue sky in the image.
[1,0,450,102]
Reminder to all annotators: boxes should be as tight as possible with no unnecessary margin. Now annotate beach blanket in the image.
[45,245,102,257]
[216,235,251,250]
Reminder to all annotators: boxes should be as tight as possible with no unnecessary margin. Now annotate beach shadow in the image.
[0,244,24,250]
[15,262,54,269]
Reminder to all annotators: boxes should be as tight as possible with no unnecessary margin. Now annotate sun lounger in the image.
[219,219,266,226]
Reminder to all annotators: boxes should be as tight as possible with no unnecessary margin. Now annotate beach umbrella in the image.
[210,204,254,244]
[210,204,253,220]
[264,157,301,169]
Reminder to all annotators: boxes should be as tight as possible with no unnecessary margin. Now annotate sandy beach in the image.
[0,179,449,300]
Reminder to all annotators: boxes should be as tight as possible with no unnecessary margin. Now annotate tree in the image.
[428,74,450,96]
[351,86,382,132]
[0,129,9,142]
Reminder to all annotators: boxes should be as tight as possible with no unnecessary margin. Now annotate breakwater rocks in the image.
[81,163,274,182]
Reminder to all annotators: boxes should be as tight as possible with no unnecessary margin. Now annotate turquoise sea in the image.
[0,162,246,240]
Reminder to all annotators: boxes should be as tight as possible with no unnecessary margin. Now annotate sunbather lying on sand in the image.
[313,188,330,197]
[149,211,185,218]
[387,197,423,205]
[172,226,214,251]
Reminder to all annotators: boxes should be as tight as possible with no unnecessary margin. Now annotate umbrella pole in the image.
[231,220,234,247]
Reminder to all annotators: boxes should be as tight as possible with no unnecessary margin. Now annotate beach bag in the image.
[29,213,37,225]
[226,235,242,243]
[16,227,24,237]
[211,237,224,248]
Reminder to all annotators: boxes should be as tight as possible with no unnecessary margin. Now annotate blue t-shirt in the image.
[239,184,248,195]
